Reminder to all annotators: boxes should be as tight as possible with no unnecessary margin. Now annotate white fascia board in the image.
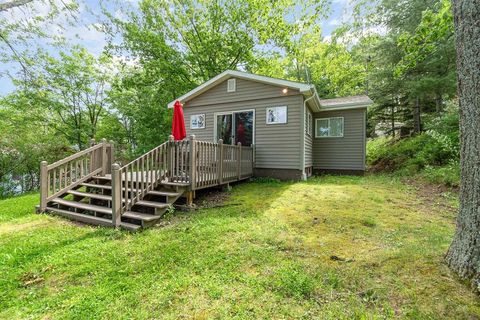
[318,104,371,112]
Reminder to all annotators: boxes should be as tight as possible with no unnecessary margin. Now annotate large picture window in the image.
[315,117,344,138]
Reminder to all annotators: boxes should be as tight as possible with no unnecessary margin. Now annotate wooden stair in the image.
[45,175,187,230]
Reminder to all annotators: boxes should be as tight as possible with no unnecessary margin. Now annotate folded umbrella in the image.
[171,100,186,140]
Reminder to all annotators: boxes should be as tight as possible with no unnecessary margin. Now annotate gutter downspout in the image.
[301,93,316,181]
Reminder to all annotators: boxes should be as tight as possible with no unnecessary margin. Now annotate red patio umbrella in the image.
[171,100,186,140]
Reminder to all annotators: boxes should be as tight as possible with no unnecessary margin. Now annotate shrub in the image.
[367,100,459,187]
[423,162,460,187]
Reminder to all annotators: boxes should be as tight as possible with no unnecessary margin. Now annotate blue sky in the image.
[0,0,349,96]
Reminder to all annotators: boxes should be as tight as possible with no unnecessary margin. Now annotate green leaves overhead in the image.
[395,0,454,77]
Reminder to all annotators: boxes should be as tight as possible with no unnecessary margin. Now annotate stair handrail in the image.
[111,140,171,226]
[39,139,114,212]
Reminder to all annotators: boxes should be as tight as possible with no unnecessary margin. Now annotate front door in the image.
[216,110,254,146]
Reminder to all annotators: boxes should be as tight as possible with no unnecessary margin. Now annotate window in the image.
[190,114,205,129]
[305,109,312,136]
[266,106,287,124]
[315,117,344,138]
[227,79,236,92]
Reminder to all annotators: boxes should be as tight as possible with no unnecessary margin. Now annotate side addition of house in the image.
[168,70,372,180]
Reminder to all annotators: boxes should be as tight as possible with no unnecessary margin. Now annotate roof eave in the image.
[318,103,372,112]
[303,86,322,112]
[168,70,313,108]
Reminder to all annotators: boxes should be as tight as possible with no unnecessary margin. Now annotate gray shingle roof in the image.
[319,95,373,109]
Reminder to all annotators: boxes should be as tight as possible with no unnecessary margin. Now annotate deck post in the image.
[218,139,224,185]
[89,139,96,172]
[39,161,48,213]
[189,135,196,190]
[168,135,174,181]
[101,138,107,176]
[237,142,242,180]
[111,163,122,227]
[106,140,115,175]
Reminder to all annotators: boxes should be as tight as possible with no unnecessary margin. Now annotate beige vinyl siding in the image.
[304,105,313,168]
[183,80,303,169]
[312,109,366,170]
[186,77,299,107]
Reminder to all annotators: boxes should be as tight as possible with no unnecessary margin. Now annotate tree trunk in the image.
[413,97,422,133]
[435,92,443,114]
[391,103,395,138]
[445,0,480,293]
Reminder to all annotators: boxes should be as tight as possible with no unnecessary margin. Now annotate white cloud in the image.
[322,35,332,43]
[334,25,388,45]
[328,18,341,26]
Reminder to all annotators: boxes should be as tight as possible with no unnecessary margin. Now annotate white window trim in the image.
[315,117,344,138]
[190,114,206,130]
[213,109,255,145]
[265,106,288,125]
[227,79,236,92]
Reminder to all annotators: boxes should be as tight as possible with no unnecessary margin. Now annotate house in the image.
[37,71,371,230]
[168,70,372,180]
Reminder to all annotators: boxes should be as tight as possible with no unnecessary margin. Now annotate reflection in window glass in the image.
[330,118,343,137]
[317,119,330,137]
[315,117,344,138]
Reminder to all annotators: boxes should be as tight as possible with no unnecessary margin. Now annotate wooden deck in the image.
[37,136,254,229]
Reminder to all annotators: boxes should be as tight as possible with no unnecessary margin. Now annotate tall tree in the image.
[17,47,113,149]
[107,0,327,152]
[445,0,480,292]
[0,0,79,79]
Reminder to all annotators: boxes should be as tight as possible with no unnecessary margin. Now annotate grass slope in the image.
[0,176,478,319]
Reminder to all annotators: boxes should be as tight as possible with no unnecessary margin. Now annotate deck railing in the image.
[40,135,254,227]
[39,139,113,212]
[188,136,254,190]
[110,141,170,226]
[110,135,254,226]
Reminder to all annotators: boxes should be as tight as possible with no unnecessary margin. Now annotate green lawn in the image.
[0,176,478,319]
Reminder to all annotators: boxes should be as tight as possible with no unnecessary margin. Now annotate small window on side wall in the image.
[315,117,344,138]
[227,79,236,92]
[190,114,205,129]
[305,110,313,136]
[266,106,287,124]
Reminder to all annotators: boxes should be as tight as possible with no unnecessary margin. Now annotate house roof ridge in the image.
[167,70,315,109]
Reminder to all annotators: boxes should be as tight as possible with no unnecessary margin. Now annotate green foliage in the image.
[0,93,70,198]
[18,47,114,149]
[423,163,460,187]
[369,134,453,173]
[367,100,459,186]
[345,0,456,136]
[395,0,454,76]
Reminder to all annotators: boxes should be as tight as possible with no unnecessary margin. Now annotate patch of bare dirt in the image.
[195,189,233,209]
[403,178,458,215]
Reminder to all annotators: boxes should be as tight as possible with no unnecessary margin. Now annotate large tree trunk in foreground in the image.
[445,0,480,292]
